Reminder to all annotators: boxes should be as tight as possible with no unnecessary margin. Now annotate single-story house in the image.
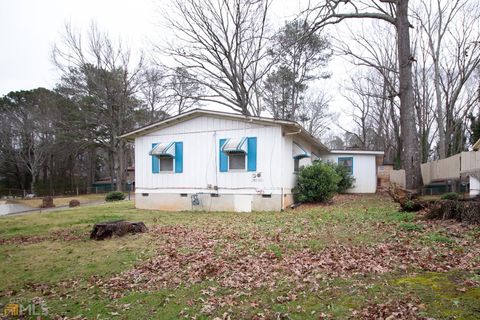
[120,109,383,212]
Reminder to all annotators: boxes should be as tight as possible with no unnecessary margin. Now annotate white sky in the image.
[0,0,355,131]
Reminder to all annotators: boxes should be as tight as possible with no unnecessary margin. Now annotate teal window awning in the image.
[292,142,309,159]
[149,142,176,157]
[221,137,248,153]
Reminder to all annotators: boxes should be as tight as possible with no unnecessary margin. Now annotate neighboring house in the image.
[120,109,382,212]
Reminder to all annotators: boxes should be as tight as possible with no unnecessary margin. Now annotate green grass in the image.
[0,196,479,319]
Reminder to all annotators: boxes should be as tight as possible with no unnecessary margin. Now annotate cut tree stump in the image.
[69,199,80,207]
[41,196,55,208]
[90,220,148,240]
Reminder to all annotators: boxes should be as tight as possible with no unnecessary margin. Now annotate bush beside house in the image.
[294,161,355,203]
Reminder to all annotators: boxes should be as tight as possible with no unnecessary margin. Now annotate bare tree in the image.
[335,21,401,162]
[139,66,172,121]
[53,23,144,191]
[170,67,202,114]
[161,0,273,115]
[412,0,480,158]
[297,91,334,138]
[304,0,421,190]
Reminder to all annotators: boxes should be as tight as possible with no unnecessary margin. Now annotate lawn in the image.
[0,195,479,319]
[9,194,106,208]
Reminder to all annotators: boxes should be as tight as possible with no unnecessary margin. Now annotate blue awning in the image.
[222,137,248,153]
[292,142,310,159]
[149,142,176,157]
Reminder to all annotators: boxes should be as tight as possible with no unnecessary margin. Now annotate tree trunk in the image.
[396,0,422,190]
[433,58,446,159]
[30,173,36,195]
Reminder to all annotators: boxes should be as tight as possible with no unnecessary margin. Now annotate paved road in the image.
[0,200,111,217]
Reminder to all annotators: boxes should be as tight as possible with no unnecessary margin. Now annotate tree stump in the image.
[425,199,480,224]
[90,220,148,240]
[69,199,80,207]
[41,196,55,208]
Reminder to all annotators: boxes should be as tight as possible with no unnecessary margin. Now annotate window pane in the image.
[159,157,174,171]
[338,157,353,174]
[229,153,245,170]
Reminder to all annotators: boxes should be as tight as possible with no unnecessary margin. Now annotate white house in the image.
[120,109,382,212]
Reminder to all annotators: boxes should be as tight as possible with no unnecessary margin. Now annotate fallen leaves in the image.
[100,222,480,298]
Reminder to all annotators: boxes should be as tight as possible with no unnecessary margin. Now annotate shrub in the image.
[105,191,125,202]
[330,162,355,193]
[293,161,341,203]
[441,192,460,200]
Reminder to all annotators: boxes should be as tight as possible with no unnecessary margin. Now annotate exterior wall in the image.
[134,115,287,211]
[280,134,325,191]
[135,193,285,212]
[322,153,378,193]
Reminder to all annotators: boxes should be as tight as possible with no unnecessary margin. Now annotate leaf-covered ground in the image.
[0,195,479,319]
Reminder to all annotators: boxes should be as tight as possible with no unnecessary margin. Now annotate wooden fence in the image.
[390,151,480,187]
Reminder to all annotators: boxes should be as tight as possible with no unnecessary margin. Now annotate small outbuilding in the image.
[120,109,383,212]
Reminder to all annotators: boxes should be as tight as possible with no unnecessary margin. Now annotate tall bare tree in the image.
[53,23,144,191]
[139,66,172,121]
[305,0,422,190]
[412,0,480,158]
[297,92,334,138]
[162,0,273,115]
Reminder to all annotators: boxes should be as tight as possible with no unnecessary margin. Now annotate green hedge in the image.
[105,191,125,202]
[293,161,341,203]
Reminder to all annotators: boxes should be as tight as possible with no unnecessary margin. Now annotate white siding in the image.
[280,134,325,190]
[135,116,284,195]
[322,153,378,193]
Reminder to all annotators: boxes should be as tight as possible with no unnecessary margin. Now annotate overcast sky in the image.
[0,0,353,130]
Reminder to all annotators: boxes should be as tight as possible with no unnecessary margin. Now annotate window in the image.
[159,156,174,172]
[229,153,246,170]
[338,157,353,174]
[219,137,257,172]
[294,158,300,173]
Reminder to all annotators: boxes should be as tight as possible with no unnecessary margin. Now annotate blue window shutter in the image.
[152,143,159,173]
[175,142,183,173]
[247,137,257,172]
[219,139,228,172]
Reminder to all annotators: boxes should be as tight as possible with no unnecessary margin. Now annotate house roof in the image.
[329,149,385,156]
[474,138,480,151]
[119,109,329,151]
